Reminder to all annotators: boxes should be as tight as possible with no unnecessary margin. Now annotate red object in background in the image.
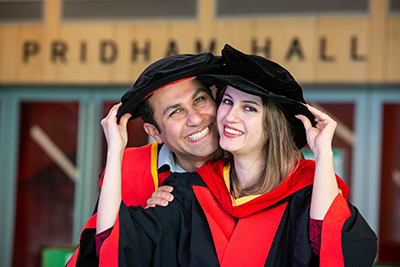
[13,102,78,267]
[378,104,400,264]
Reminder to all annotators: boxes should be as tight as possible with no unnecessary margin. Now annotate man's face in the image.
[144,78,220,171]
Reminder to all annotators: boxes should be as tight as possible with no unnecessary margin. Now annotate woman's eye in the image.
[222,99,232,105]
[245,106,257,112]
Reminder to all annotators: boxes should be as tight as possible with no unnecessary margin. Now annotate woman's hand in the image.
[297,104,337,157]
[297,104,340,220]
[97,103,131,234]
[101,103,132,154]
[145,186,174,208]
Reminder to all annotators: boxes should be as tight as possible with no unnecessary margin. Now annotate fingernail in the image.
[295,115,300,119]
[167,195,173,201]
[161,200,167,205]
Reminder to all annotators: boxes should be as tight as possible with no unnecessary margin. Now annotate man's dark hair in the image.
[138,97,161,133]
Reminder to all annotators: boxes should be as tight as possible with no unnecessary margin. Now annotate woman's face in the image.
[217,86,265,158]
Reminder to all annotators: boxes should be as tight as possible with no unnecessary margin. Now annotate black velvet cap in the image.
[197,44,316,149]
[117,52,226,121]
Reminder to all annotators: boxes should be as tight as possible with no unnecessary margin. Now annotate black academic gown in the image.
[111,159,377,267]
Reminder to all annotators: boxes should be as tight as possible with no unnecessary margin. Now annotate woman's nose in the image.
[225,106,241,123]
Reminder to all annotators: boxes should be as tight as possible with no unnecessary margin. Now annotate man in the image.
[66,52,226,267]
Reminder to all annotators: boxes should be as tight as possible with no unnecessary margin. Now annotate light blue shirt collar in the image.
[157,144,186,173]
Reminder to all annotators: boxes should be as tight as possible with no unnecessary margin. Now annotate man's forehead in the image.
[152,78,206,99]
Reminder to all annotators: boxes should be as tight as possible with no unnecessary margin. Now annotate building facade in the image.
[1,0,399,266]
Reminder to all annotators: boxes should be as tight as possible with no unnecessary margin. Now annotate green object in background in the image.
[41,246,75,267]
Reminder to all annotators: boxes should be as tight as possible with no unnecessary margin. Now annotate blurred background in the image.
[0,0,399,266]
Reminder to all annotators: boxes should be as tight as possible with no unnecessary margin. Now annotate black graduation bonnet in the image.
[197,44,316,149]
[117,52,226,121]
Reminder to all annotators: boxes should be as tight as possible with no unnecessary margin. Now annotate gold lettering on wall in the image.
[21,37,368,65]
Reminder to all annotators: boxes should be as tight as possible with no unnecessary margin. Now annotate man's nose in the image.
[186,107,204,126]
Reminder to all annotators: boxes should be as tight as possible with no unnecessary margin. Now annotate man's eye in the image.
[170,109,182,116]
[194,97,205,104]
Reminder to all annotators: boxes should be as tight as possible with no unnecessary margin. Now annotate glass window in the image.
[389,0,400,13]
[62,0,197,20]
[13,102,78,267]
[217,0,369,17]
[0,0,43,22]
[378,103,400,263]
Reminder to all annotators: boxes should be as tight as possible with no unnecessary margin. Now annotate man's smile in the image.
[186,126,210,141]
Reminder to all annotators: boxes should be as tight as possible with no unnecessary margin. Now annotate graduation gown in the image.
[66,142,171,267]
[114,159,377,266]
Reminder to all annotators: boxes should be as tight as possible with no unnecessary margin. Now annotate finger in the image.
[103,103,122,122]
[146,197,170,207]
[119,113,132,127]
[306,104,331,122]
[109,102,122,115]
[296,114,313,131]
[151,190,174,202]
[156,185,174,193]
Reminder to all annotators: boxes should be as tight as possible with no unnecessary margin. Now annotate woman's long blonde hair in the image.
[228,97,303,197]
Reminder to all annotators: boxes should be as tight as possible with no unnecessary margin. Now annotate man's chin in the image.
[191,143,220,159]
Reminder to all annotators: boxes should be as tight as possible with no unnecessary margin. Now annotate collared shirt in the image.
[157,144,186,173]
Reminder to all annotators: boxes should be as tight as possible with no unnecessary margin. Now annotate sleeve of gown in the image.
[66,146,158,267]
[65,172,104,267]
[92,201,157,267]
[319,194,377,267]
[96,227,113,258]
[65,215,99,267]
[309,219,322,256]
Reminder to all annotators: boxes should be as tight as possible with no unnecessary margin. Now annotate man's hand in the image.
[145,186,174,208]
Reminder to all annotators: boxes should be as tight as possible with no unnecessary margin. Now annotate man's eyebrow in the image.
[163,103,181,117]
[162,88,208,117]
[191,87,208,100]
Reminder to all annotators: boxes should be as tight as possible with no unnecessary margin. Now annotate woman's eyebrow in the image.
[224,93,261,106]
[242,100,261,106]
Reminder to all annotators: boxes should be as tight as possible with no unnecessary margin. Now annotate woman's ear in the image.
[143,123,163,144]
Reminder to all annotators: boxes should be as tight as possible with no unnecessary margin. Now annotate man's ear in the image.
[143,123,163,144]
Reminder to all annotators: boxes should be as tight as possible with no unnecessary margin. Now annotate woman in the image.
[97,44,377,266]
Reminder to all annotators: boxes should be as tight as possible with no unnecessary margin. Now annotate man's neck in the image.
[175,147,224,172]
